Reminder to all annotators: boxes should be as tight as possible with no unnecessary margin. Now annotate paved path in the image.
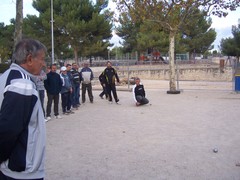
[45,80,240,180]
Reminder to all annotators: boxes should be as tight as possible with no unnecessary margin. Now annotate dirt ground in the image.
[44,80,240,180]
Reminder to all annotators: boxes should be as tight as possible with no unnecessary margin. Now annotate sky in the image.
[0,0,239,51]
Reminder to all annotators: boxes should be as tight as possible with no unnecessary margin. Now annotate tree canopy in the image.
[114,0,240,92]
[220,24,240,60]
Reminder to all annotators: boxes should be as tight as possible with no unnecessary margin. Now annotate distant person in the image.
[132,77,149,106]
[70,63,81,109]
[99,72,108,99]
[80,62,94,103]
[0,39,47,180]
[34,69,47,118]
[60,66,74,115]
[44,64,63,120]
[66,64,74,109]
[102,61,120,104]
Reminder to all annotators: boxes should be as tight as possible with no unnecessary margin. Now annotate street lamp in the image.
[51,0,54,64]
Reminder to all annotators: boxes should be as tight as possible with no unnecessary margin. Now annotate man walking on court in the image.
[102,61,120,104]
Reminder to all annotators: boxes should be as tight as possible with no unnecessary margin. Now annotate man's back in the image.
[0,63,46,179]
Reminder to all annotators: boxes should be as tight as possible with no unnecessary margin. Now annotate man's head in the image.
[50,64,57,73]
[61,66,67,74]
[12,39,47,75]
[83,61,89,68]
[135,77,140,85]
[72,63,78,70]
[106,61,112,68]
[66,64,72,71]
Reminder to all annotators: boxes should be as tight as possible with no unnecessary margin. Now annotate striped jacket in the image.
[0,63,46,179]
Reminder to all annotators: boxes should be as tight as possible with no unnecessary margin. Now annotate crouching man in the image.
[132,77,149,106]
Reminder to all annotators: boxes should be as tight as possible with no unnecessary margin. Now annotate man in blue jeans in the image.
[70,63,81,109]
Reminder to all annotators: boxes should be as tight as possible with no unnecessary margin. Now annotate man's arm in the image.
[132,84,137,102]
[0,85,37,163]
[114,69,120,83]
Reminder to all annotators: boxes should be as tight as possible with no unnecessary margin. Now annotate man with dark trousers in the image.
[80,62,94,103]
[102,61,120,104]
[44,64,63,120]
[70,63,81,109]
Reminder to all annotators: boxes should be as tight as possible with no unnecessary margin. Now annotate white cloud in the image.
[210,9,240,50]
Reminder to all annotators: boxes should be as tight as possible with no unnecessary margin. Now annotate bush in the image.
[0,63,10,74]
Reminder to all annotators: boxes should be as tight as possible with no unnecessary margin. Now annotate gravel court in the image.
[44,81,240,180]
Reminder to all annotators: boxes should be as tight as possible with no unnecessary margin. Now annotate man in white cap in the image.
[60,66,74,115]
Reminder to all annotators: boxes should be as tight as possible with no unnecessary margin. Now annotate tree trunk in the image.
[167,30,180,94]
[14,0,23,49]
[74,47,78,63]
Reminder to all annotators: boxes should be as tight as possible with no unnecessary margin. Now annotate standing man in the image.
[102,61,120,104]
[99,72,108,99]
[70,63,81,109]
[44,64,62,120]
[0,39,47,180]
[132,77,149,106]
[66,64,74,109]
[60,66,74,115]
[80,62,94,103]
[34,69,47,118]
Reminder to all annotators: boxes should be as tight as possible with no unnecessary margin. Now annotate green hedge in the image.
[0,64,10,74]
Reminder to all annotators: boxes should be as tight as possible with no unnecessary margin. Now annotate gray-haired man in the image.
[0,39,47,180]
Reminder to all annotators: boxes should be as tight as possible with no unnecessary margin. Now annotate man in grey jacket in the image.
[0,39,47,180]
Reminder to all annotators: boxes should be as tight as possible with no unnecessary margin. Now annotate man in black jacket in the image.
[102,61,120,104]
[132,77,149,106]
[44,64,63,120]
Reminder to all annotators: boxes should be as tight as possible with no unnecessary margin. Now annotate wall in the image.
[118,66,233,82]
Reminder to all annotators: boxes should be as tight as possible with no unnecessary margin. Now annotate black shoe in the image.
[99,95,104,99]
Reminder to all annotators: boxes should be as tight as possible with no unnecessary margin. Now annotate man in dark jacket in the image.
[99,72,108,99]
[132,77,149,106]
[44,64,63,120]
[102,61,120,104]
[0,39,46,180]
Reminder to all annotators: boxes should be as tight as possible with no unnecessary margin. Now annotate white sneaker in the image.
[46,116,51,122]
[55,115,62,119]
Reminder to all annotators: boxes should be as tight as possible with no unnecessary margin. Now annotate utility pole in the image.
[51,0,54,64]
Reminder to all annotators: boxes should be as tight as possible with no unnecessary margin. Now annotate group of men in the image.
[0,39,149,180]
[43,62,95,121]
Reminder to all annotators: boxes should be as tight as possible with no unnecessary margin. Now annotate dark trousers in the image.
[106,83,119,102]
[99,83,108,98]
[46,93,59,117]
[38,90,45,116]
[136,95,149,105]
[82,83,93,103]
[61,92,71,113]
[0,171,43,180]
